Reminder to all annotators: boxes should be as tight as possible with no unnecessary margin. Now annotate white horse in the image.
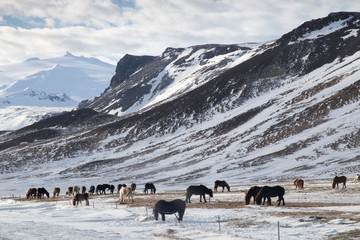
[119,186,134,203]
[353,174,360,183]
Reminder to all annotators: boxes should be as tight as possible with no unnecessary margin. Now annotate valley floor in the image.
[1,180,360,239]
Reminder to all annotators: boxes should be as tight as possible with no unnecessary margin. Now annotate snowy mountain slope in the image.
[0,12,359,192]
[0,52,115,130]
[79,43,259,116]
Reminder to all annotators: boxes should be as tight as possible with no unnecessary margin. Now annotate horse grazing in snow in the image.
[144,183,156,194]
[53,187,60,197]
[213,180,230,192]
[26,188,37,199]
[37,187,50,199]
[73,193,89,206]
[332,176,347,189]
[186,185,213,203]
[245,186,262,205]
[255,186,285,206]
[294,179,304,189]
[153,199,186,221]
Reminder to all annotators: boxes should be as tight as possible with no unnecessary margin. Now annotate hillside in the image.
[0,12,359,193]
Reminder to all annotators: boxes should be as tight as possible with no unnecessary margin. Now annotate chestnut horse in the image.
[245,186,262,205]
[294,179,304,189]
[81,186,86,194]
[213,180,230,192]
[26,188,37,199]
[53,187,60,197]
[153,199,186,221]
[332,176,347,189]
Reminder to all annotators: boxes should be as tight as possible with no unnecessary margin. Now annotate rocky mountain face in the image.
[78,44,252,116]
[0,12,359,188]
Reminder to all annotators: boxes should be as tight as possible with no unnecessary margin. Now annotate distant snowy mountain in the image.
[0,52,115,130]
[0,12,359,192]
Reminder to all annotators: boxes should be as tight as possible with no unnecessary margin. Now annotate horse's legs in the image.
[161,213,165,221]
[267,197,272,206]
[222,186,225,192]
[199,195,202,202]
[203,194,207,202]
[186,194,191,203]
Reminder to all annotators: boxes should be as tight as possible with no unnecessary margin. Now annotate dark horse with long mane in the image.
[37,187,50,199]
[255,186,285,206]
[26,188,37,199]
[144,183,156,194]
[332,176,347,189]
[213,180,230,192]
[186,185,213,203]
[153,199,186,221]
[245,186,262,205]
[96,184,110,194]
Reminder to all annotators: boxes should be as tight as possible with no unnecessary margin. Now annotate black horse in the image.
[109,185,115,194]
[153,199,186,221]
[214,180,230,192]
[89,185,95,194]
[255,186,285,206]
[186,185,213,203]
[96,184,110,194]
[37,187,50,199]
[144,183,156,194]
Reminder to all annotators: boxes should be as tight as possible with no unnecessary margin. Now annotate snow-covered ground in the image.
[1,180,360,239]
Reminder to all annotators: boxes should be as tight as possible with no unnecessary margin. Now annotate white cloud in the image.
[0,0,359,65]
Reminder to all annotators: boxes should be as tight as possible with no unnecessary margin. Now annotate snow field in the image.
[1,180,360,239]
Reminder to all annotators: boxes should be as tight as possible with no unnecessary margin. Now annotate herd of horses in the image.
[24,175,353,221]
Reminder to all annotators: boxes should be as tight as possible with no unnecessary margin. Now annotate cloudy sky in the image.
[0,0,359,65]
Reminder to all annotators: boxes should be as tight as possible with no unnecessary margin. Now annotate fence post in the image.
[278,221,280,240]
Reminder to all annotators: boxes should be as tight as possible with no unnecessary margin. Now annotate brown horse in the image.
[213,180,230,192]
[53,187,60,197]
[66,187,73,196]
[332,176,347,189]
[26,188,37,199]
[294,179,304,189]
[81,186,86,194]
[244,186,262,205]
[130,183,136,193]
[117,184,127,194]
[73,193,89,206]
